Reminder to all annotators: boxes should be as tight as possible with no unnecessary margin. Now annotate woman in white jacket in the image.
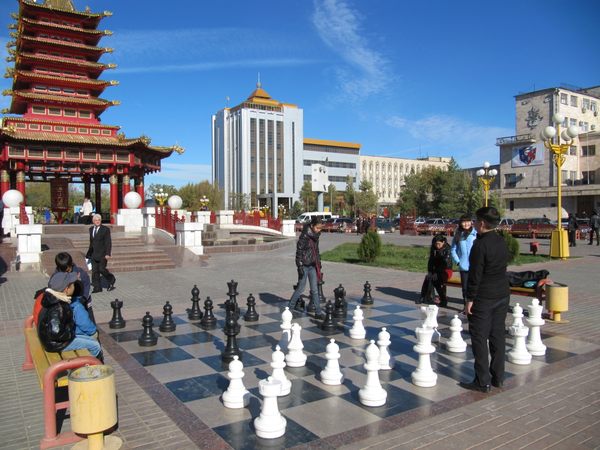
[451,214,477,313]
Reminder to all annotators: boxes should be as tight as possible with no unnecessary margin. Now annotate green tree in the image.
[357,230,382,262]
[25,182,50,208]
[327,183,337,214]
[343,175,356,217]
[290,201,304,219]
[177,181,223,210]
[300,180,315,211]
[355,180,378,216]
[397,171,430,216]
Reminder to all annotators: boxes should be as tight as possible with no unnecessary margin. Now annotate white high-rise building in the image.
[212,84,304,210]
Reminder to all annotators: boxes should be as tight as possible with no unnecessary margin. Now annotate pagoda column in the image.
[16,169,26,204]
[135,175,145,207]
[122,174,130,197]
[0,169,9,197]
[109,174,118,224]
[84,175,91,199]
[95,175,102,214]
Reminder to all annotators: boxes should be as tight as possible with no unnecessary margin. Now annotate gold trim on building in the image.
[303,138,361,149]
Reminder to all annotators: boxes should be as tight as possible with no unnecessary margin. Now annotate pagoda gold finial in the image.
[2,90,12,97]
[172,145,185,155]
[103,48,114,53]
[111,100,121,106]
[1,108,10,114]
[8,23,17,30]
[103,11,113,17]
[107,63,117,69]
[9,32,18,39]
[4,68,15,78]
[10,13,18,20]
[104,30,113,36]
[109,80,119,86]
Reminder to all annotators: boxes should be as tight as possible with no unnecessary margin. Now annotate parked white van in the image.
[295,211,335,224]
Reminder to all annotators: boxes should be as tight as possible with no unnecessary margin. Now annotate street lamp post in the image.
[199,195,209,211]
[154,188,168,206]
[476,162,498,207]
[540,113,579,260]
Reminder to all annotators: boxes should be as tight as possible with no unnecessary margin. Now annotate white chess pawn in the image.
[222,355,250,409]
[254,377,287,439]
[508,324,532,365]
[270,345,291,396]
[446,315,467,353]
[420,304,439,330]
[285,323,307,367]
[349,305,366,339]
[320,338,344,385]
[526,299,546,356]
[358,340,387,407]
[411,326,438,387]
[510,303,525,328]
[377,327,392,370]
[279,307,293,352]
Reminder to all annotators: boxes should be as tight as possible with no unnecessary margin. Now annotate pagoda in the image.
[1,0,183,223]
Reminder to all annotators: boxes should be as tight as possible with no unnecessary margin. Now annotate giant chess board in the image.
[100,294,582,449]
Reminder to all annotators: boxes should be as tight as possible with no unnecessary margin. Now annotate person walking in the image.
[567,213,579,247]
[81,197,93,225]
[86,214,115,293]
[589,210,600,245]
[461,206,510,393]
[451,214,477,313]
[288,216,324,319]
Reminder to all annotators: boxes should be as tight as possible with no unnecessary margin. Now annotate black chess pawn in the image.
[361,280,374,305]
[244,293,259,322]
[159,301,176,332]
[200,297,217,329]
[333,284,347,319]
[222,314,242,364]
[109,298,126,329]
[188,284,203,321]
[138,312,158,346]
[321,301,337,333]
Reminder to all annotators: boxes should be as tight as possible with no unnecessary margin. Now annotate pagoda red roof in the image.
[16,51,115,75]
[14,70,115,91]
[19,0,111,28]
[18,35,112,57]
[20,16,111,46]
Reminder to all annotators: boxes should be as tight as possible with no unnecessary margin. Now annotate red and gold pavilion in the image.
[1,0,183,222]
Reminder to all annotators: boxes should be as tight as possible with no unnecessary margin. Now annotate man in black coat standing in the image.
[86,214,115,293]
[461,206,510,393]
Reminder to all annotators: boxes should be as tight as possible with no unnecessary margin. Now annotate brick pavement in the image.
[1,233,599,449]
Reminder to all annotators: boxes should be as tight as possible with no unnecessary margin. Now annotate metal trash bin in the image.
[546,283,569,323]
[68,365,121,449]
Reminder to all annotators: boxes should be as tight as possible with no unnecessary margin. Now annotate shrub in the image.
[500,230,519,263]
[358,230,382,263]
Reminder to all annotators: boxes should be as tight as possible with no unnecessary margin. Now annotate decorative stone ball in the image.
[123,191,142,209]
[167,195,183,209]
[2,189,24,207]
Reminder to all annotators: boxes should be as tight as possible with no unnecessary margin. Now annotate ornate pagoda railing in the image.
[155,206,185,235]
[233,210,281,231]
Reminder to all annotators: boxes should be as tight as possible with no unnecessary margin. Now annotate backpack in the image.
[37,292,75,353]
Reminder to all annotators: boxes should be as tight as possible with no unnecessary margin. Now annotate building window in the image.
[569,118,577,127]
[583,98,590,111]
[591,101,598,113]
[560,93,568,105]
[64,109,76,117]
[570,95,578,107]
[90,129,100,135]
[582,171,596,185]
[41,125,52,131]
[54,126,64,132]
[101,130,111,136]
[32,106,45,114]
[569,145,577,155]
[562,117,568,127]
[504,173,517,188]
[48,108,61,116]
[79,111,92,119]
[29,124,40,130]
[582,145,596,156]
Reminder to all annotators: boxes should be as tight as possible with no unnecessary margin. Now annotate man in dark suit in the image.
[86,214,115,293]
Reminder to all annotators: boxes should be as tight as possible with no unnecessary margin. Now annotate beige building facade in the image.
[360,155,451,205]
[496,85,600,219]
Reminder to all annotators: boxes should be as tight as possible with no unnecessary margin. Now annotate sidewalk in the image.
[1,233,599,449]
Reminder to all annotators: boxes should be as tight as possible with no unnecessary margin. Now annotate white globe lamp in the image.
[123,191,142,209]
[2,189,24,207]
[167,195,183,210]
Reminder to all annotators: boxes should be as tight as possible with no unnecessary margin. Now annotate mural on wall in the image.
[511,143,545,167]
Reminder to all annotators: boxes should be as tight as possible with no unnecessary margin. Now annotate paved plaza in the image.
[1,232,599,449]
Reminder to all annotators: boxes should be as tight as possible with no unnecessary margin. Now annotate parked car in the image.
[416,218,447,235]
[510,218,554,238]
[497,218,515,233]
[322,217,356,233]
[376,218,396,233]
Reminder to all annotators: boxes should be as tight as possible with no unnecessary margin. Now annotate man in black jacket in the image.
[86,214,115,293]
[288,217,324,319]
[461,206,510,393]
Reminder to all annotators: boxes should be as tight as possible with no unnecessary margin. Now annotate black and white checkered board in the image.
[102,295,575,450]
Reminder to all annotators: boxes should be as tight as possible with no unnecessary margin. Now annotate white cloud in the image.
[148,163,212,187]
[312,0,392,101]
[386,114,513,167]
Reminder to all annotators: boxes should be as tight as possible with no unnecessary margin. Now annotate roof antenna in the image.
[257,72,261,88]
[225,96,230,107]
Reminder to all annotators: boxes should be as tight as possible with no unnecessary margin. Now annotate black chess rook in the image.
[109,298,126,329]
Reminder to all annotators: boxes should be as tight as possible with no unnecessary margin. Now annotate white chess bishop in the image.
[320,339,344,385]
[222,355,250,409]
[358,340,387,407]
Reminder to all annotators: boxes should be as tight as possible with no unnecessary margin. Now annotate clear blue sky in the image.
[1,0,599,188]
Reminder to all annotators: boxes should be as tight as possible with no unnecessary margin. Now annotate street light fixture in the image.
[199,195,209,211]
[476,162,498,207]
[540,112,579,259]
[154,188,168,206]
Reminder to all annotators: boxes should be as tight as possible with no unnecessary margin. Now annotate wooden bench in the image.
[22,315,101,450]
[446,276,550,302]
